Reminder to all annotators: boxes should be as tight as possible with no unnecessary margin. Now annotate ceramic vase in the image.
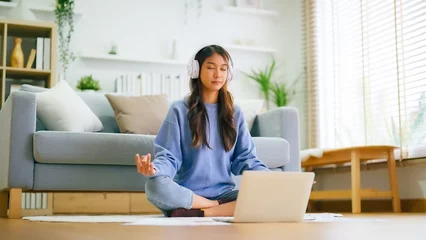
[11,37,24,68]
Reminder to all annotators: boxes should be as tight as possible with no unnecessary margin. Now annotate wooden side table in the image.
[302,145,401,213]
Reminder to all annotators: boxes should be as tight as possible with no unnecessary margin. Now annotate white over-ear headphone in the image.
[187,46,235,82]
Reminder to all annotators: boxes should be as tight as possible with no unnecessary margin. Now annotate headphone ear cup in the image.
[227,61,234,82]
[187,60,193,78]
[187,57,200,79]
[192,60,199,79]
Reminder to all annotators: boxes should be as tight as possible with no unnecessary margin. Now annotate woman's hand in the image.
[135,153,156,176]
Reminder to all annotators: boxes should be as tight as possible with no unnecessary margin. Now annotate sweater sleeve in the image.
[150,113,183,179]
[231,109,270,175]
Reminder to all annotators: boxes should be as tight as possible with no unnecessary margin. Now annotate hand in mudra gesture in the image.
[135,153,156,176]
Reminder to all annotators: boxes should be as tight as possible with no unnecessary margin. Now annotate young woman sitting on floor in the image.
[135,44,270,217]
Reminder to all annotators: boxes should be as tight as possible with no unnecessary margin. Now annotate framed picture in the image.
[235,0,263,9]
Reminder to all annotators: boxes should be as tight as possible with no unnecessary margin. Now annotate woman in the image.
[135,45,269,217]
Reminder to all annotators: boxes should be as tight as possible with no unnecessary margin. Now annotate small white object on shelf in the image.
[222,6,278,17]
[79,53,187,66]
[0,1,17,8]
[224,44,276,53]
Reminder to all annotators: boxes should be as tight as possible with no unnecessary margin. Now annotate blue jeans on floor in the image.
[145,176,238,217]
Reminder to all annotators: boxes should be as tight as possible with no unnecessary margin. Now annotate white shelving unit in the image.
[29,6,83,16]
[225,44,277,54]
[222,6,278,17]
[0,1,17,8]
[79,53,187,66]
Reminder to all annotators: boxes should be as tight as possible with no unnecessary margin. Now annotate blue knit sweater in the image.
[150,99,269,198]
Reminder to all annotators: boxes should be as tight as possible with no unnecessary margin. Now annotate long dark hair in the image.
[186,45,236,152]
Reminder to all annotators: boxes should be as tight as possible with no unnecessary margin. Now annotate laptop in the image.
[213,171,315,223]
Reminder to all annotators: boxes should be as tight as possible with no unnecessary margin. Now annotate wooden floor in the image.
[1,214,426,240]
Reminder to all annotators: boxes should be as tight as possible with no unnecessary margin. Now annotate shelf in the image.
[224,44,276,53]
[0,18,56,109]
[5,67,51,80]
[222,6,278,17]
[79,53,187,66]
[0,1,17,8]
[7,23,53,38]
[29,6,83,16]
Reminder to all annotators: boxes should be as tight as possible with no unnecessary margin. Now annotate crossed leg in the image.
[145,176,237,217]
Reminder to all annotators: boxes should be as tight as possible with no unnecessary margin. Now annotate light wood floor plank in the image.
[1,214,425,240]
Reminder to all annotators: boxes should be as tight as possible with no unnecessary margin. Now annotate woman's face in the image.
[199,52,230,93]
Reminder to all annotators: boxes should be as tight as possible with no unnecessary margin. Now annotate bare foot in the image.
[191,194,219,209]
[203,201,236,217]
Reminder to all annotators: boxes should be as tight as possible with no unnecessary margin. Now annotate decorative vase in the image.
[11,37,24,68]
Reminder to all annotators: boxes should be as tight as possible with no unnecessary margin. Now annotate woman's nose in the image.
[213,68,221,77]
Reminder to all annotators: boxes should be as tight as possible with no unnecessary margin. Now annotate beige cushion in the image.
[105,94,169,135]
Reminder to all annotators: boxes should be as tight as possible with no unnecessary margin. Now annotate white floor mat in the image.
[23,213,384,226]
[22,213,361,225]
[22,214,163,223]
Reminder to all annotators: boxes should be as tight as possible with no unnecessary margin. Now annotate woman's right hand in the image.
[135,153,156,176]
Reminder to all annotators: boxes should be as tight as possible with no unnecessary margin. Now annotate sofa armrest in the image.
[0,91,37,190]
[251,106,301,172]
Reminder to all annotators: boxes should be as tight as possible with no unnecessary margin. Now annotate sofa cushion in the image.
[34,81,104,132]
[33,132,289,169]
[33,131,156,166]
[19,84,120,133]
[105,93,169,135]
[252,137,290,168]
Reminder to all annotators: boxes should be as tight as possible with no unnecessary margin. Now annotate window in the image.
[304,0,426,159]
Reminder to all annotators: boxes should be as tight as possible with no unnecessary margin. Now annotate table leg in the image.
[387,149,401,213]
[351,150,361,213]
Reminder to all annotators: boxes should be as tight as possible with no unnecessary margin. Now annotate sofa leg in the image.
[0,191,8,218]
[8,188,22,219]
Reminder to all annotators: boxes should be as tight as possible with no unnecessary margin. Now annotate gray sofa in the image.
[0,85,301,215]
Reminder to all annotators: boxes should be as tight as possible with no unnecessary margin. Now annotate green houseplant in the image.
[242,60,275,110]
[76,75,101,91]
[270,72,301,107]
[55,0,76,76]
[270,82,289,107]
[243,59,299,109]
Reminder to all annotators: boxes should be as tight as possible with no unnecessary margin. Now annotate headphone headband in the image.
[186,45,234,82]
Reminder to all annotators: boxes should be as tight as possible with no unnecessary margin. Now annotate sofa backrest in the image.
[77,92,120,133]
[19,84,262,135]
[19,84,178,134]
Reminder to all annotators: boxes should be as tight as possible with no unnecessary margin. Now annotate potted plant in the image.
[243,59,300,109]
[242,60,275,110]
[269,79,300,107]
[55,0,76,77]
[76,75,101,92]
